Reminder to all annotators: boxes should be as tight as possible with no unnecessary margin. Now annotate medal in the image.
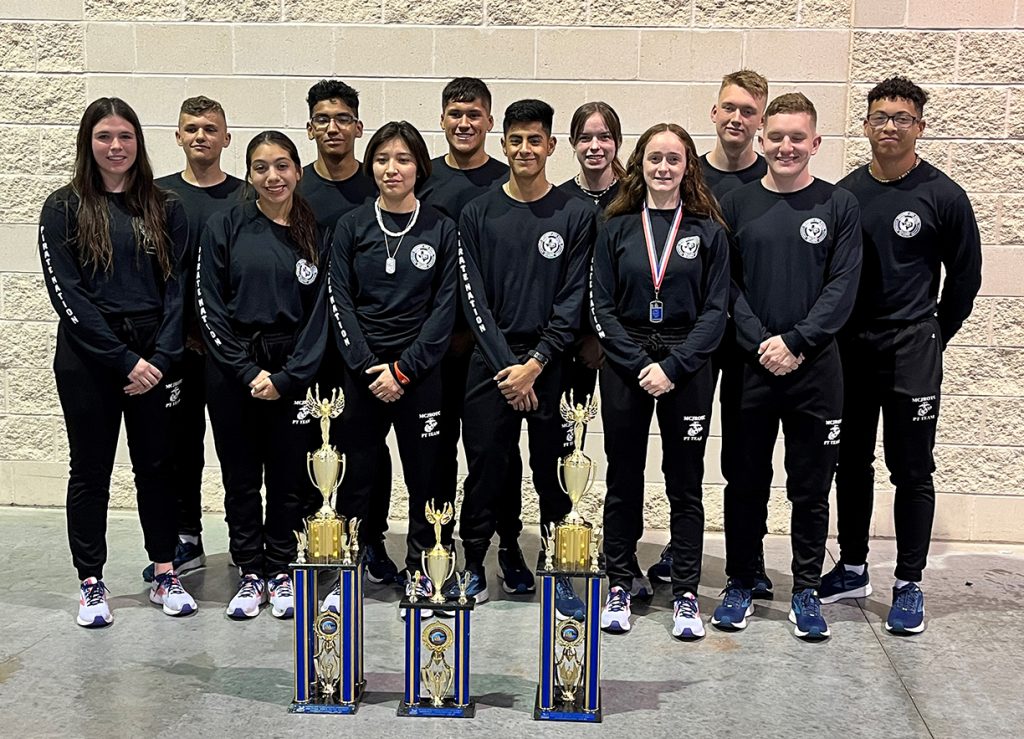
[385,257,396,275]
[642,203,682,324]
[375,198,420,277]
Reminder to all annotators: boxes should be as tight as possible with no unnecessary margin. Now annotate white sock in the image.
[179,534,199,546]
[843,563,866,576]
[894,578,914,589]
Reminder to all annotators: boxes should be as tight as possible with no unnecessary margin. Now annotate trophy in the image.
[290,385,365,715]
[535,392,603,722]
[398,498,476,718]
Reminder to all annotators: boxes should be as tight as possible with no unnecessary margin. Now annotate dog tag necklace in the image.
[642,202,682,323]
[375,198,420,275]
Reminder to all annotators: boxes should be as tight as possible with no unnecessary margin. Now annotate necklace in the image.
[374,198,420,275]
[574,174,617,205]
[868,155,920,184]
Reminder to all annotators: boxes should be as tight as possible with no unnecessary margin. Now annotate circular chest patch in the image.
[893,211,922,239]
[538,231,565,259]
[410,243,436,270]
[800,218,828,244]
[295,258,318,285]
[676,236,701,259]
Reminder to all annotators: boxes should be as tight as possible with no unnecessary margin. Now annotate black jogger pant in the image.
[721,341,844,592]
[169,347,205,536]
[55,319,179,581]
[602,360,714,598]
[835,318,942,582]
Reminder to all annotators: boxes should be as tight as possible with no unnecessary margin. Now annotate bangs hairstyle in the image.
[441,77,493,112]
[306,79,360,117]
[71,97,173,278]
[503,98,554,136]
[867,76,929,116]
[764,92,817,128]
[179,95,226,122]
[245,131,320,266]
[569,101,626,180]
[720,69,769,101]
[605,122,724,226]
[361,121,433,190]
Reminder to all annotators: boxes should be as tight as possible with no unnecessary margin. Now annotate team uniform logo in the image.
[683,415,706,441]
[538,231,565,259]
[912,395,937,422]
[295,259,318,285]
[410,243,436,270]
[165,379,182,409]
[824,418,842,445]
[293,400,311,425]
[893,211,922,239]
[420,411,441,438]
[676,236,701,260]
[800,218,828,244]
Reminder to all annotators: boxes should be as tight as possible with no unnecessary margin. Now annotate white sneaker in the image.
[321,581,340,614]
[268,573,294,619]
[149,571,198,616]
[226,574,266,619]
[601,586,632,633]
[77,577,112,628]
[672,592,705,640]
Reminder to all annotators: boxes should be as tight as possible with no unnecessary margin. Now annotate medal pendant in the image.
[385,257,397,275]
[649,300,664,324]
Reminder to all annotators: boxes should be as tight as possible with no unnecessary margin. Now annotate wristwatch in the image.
[527,350,549,367]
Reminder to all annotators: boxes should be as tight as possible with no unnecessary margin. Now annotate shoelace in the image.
[720,586,749,608]
[156,573,186,595]
[606,590,628,612]
[675,597,698,619]
[271,576,292,598]
[796,591,822,617]
[82,581,108,606]
[237,576,263,599]
[555,576,578,600]
[893,586,922,613]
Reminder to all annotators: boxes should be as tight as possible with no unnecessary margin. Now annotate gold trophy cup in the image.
[421,500,456,604]
[553,391,600,571]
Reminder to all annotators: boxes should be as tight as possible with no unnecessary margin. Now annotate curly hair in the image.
[867,76,929,115]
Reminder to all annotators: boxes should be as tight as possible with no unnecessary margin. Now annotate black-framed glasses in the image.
[866,112,919,129]
[311,113,357,130]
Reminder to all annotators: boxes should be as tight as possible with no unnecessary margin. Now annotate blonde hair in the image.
[765,92,817,127]
[720,70,769,102]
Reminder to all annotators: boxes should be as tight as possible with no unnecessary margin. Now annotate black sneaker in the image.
[363,540,400,585]
[142,537,207,582]
[751,551,774,600]
[498,545,536,594]
[646,544,673,584]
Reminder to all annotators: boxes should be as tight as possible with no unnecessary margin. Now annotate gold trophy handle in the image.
[583,456,596,496]
[556,458,568,496]
[445,551,456,590]
[306,452,317,490]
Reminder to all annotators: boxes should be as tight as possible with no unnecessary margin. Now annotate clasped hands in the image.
[758,335,805,376]
[495,359,543,412]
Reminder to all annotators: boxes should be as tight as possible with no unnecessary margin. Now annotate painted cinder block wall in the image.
[1,0,1022,542]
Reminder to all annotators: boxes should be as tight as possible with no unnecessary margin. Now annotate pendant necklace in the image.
[374,198,420,275]
[642,202,683,324]
[575,174,617,206]
[868,155,920,184]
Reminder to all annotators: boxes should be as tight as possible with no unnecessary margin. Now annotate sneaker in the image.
[752,552,774,599]
[149,571,197,617]
[886,583,925,635]
[443,568,489,605]
[363,540,400,585]
[819,561,872,604]
[142,537,207,582]
[601,586,631,633]
[630,574,655,601]
[498,545,536,594]
[789,588,830,640]
[321,581,341,614]
[399,572,434,621]
[268,573,294,619]
[77,577,112,628]
[672,593,705,640]
[647,544,672,583]
[711,580,754,631]
[226,574,266,619]
[555,575,585,621]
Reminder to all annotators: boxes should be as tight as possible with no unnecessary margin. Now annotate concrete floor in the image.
[2,507,1023,738]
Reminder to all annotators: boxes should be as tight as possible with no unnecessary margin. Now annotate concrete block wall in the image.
[2,1,1023,543]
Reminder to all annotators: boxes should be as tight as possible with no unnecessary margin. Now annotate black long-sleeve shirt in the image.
[328,202,457,381]
[700,153,768,201]
[196,200,329,397]
[419,156,508,221]
[837,160,982,345]
[591,210,729,381]
[721,179,863,358]
[559,177,621,212]
[296,163,377,232]
[38,185,188,376]
[458,185,596,374]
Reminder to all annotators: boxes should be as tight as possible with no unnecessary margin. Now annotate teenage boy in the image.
[149,96,244,582]
[712,93,862,641]
[456,100,596,614]
[826,77,981,635]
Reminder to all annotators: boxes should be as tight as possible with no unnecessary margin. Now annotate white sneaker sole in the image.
[271,603,294,619]
[149,589,197,617]
[76,612,112,628]
[789,609,831,639]
[885,612,926,634]
[711,604,754,630]
[819,584,872,604]
[226,603,262,619]
[601,614,631,633]
[673,623,705,640]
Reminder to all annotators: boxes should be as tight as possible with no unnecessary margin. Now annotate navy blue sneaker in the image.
[555,575,585,621]
[752,552,774,600]
[818,561,872,604]
[443,568,489,605]
[142,537,206,582]
[363,540,400,585]
[886,583,925,635]
[789,588,830,640]
[711,580,754,631]
[646,544,672,583]
[498,545,535,594]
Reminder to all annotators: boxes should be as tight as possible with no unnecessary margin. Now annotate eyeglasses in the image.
[865,112,919,129]
[311,113,357,130]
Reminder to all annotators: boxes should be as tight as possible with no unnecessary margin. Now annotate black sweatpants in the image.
[336,364,445,575]
[170,347,205,536]
[602,360,714,598]
[55,320,179,581]
[835,318,942,582]
[206,354,317,579]
[459,347,574,565]
[721,342,843,591]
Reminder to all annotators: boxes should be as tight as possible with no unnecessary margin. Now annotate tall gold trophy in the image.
[552,391,600,572]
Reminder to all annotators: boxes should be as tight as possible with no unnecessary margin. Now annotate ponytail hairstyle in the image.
[71,97,173,278]
[605,122,724,226]
[568,101,626,180]
[245,131,320,266]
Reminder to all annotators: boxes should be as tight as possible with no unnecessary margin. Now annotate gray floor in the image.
[2,507,1023,738]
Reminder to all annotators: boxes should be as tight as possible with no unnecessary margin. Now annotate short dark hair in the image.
[765,92,817,128]
[867,76,929,116]
[306,79,359,117]
[362,121,433,188]
[180,95,226,121]
[503,99,554,136]
[442,77,493,112]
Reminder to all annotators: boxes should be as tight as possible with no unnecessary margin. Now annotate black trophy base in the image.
[533,689,602,722]
[398,698,476,718]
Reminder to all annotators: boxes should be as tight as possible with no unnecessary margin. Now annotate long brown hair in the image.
[569,102,626,180]
[605,123,724,225]
[245,131,320,266]
[71,97,172,277]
